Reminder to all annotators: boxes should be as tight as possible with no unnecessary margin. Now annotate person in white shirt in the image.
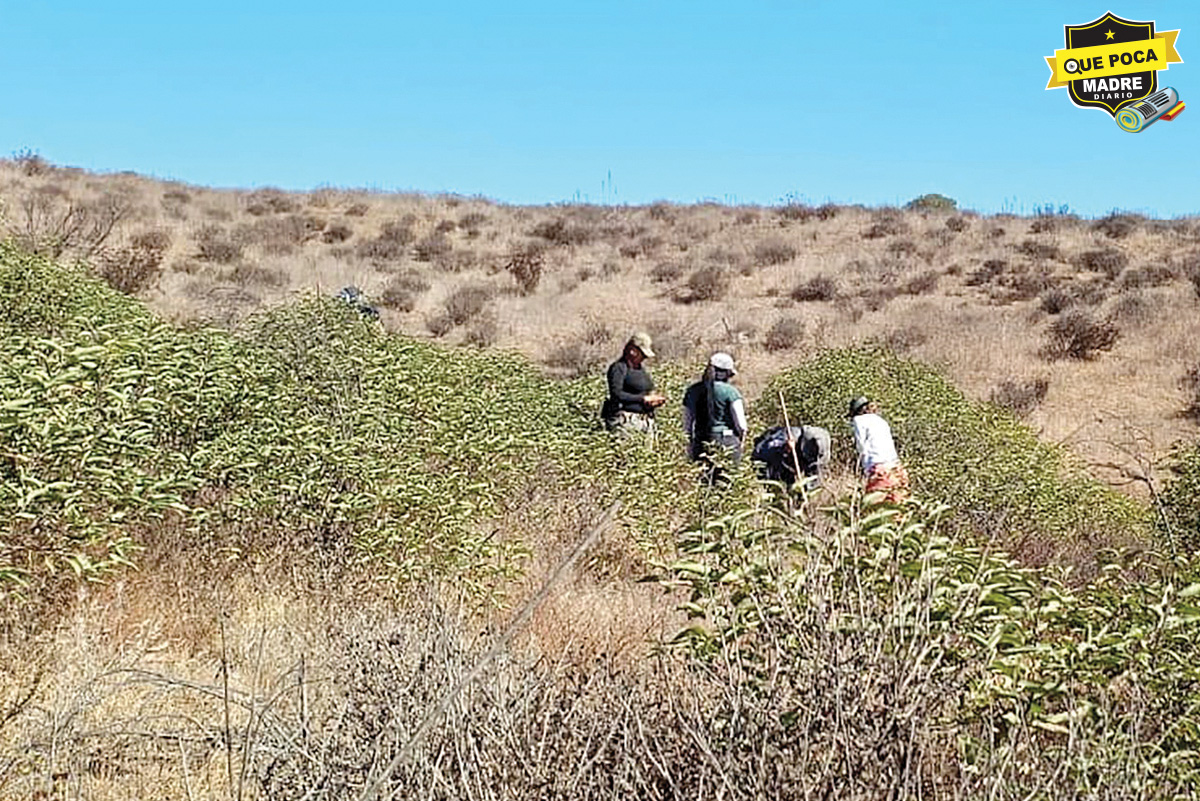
[849,396,910,503]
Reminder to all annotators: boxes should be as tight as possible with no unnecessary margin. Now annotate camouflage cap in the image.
[628,331,655,358]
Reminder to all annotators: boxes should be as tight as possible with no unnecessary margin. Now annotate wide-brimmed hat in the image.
[848,396,870,417]
[627,331,655,358]
[710,352,736,375]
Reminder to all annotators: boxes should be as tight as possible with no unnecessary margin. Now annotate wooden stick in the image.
[778,391,805,488]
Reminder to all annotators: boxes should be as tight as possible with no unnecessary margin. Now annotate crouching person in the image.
[848,396,910,503]
[751,424,831,491]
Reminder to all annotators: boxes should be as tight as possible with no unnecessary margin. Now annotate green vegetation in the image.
[9,242,1200,796]
[0,243,719,597]
[758,347,1152,547]
[1162,444,1200,551]
[663,496,1200,796]
[906,192,958,212]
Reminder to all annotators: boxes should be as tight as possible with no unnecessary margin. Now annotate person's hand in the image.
[644,392,667,408]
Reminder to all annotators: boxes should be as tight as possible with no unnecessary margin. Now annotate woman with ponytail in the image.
[682,353,747,483]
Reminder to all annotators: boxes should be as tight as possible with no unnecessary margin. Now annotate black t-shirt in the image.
[602,359,655,418]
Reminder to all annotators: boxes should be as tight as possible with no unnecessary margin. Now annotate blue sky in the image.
[1,1,1196,216]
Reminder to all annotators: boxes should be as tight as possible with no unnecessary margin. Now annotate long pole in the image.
[777,391,805,487]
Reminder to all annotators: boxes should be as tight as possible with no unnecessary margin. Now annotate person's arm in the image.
[682,403,694,437]
[731,398,748,439]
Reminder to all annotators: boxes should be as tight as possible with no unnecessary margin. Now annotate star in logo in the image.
[1105,30,1115,40]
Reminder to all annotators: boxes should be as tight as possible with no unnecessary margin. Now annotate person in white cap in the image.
[601,331,666,436]
[848,395,909,503]
[682,352,747,483]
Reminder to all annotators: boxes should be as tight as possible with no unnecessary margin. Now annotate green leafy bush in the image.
[757,346,1150,545]
[0,243,726,597]
[662,496,1200,797]
[906,193,957,212]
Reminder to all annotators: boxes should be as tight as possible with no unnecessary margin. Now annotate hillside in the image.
[3,154,1199,494]
[5,160,1200,799]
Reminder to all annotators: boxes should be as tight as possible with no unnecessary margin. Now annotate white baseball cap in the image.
[709,352,736,374]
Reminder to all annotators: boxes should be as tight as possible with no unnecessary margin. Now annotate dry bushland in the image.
[2,156,1198,494]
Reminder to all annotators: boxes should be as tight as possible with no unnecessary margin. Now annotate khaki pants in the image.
[605,411,656,438]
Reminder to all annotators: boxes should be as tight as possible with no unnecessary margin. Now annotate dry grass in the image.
[1,156,1198,484]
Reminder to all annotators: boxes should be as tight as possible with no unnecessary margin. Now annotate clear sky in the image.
[1,1,1196,217]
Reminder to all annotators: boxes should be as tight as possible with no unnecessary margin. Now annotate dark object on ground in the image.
[336,286,380,319]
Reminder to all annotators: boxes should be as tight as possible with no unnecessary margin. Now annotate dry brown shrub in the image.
[505,249,544,295]
[1180,365,1200,420]
[945,216,969,232]
[544,341,602,377]
[647,201,675,222]
[444,284,495,325]
[1111,292,1155,327]
[433,249,477,273]
[465,314,499,347]
[754,238,797,266]
[764,317,804,351]
[1092,212,1144,239]
[531,218,592,247]
[245,188,300,216]
[1043,309,1119,360]
[1075,248,1128,279]
[322,222,353,244]
[380,272,431,311]
[13,147,50,175]
[195,224,243,263]
[967,259,1006,286]
[1004,270,1056,302]
[230,262,287,288]
[426,313,454,337]
[814,203,840,221]
[344,202,370,217]
[862,210,910,239]
[12,186,132,259]
[434,219,457,233]
[881,325,928,352]
[778,203,815,222]
[414,233,452,262]
[1017,240,1061,261]
[887,238,918,257]
[236,213,324,255]
[96,230,171,294]
[356,219,416,263]
[618,235,663,259]
[990,377,1050,417]
[1119,264,1176,289]
[676,265,729,304]
[901,270,940,295]
[736,209,759,224]
[459,211,488,230]
[651,262,683,283]
[790,275,838,302]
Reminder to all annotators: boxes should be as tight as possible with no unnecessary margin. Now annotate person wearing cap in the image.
[682,353,747,483]
[848,396,910,503]
[600,332,667,436]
